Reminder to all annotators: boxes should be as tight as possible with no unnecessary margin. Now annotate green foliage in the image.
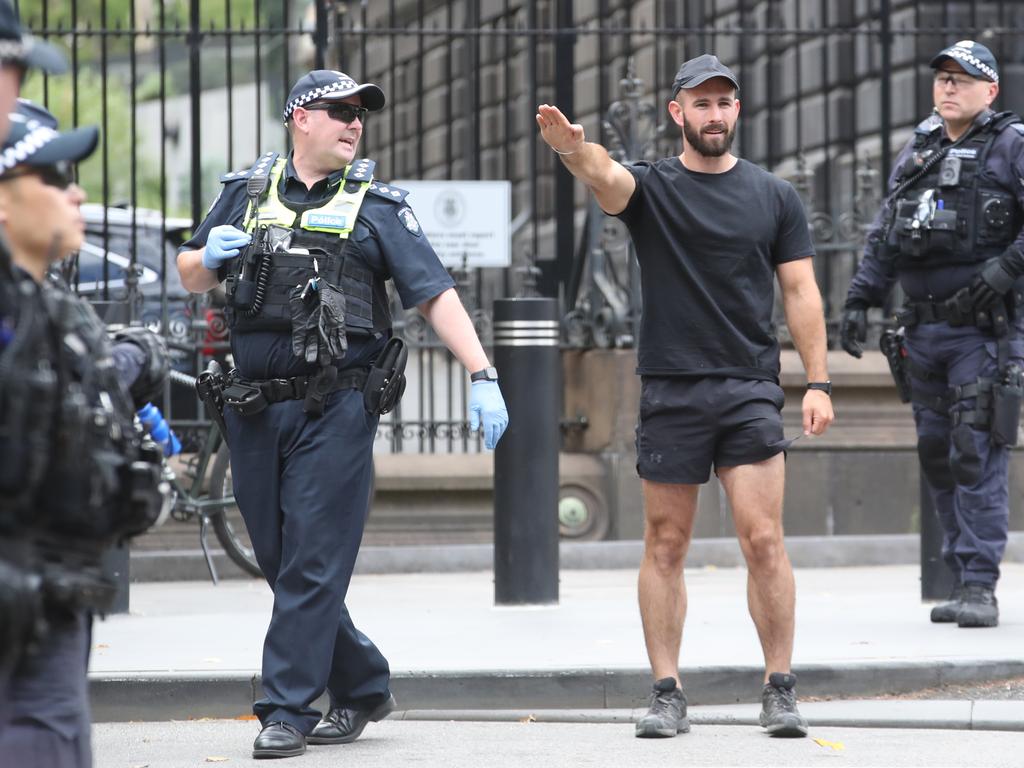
[17,0,260,30]
[21,68,172,214]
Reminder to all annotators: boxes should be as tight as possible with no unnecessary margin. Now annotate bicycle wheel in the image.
[208,441,263,578]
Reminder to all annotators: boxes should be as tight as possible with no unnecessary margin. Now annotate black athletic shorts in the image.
[635,376,792,484]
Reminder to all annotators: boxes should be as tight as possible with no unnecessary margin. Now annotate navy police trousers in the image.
[226,387,390,734]
[0,610,93,768]
[906,321,1021,587]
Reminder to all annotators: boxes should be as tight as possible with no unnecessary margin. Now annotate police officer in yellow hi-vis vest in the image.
[177,70,509,759]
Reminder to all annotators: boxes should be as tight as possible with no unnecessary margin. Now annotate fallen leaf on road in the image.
[813,738,844,751]
[518,714,536,723]
[205,757,230,763]
[234,714,259,721]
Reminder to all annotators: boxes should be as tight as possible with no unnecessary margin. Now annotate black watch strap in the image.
[807,381,832,396]
[470,366,499,382]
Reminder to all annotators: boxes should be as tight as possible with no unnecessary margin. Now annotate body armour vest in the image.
[34,282,165,548]
[224,155,391,336]
[887,111,1022,269]
[0,258,58,531]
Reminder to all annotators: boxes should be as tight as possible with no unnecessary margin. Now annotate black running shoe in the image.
[635,677,689,738]
[759,672,808,738]
[957,583,998,628]
[930,585,964,623]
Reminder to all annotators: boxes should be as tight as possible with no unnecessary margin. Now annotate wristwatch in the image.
[470,366,499,383]
[806,381,832,396]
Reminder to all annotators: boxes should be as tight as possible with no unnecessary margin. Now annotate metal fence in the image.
[18,0,1024,451]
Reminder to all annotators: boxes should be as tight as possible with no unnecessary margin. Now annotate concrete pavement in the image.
[93,720,1024,768]
[88,564,1024,729]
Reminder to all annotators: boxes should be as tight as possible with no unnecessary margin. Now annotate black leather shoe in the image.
[308,693,396,745]
[252,721,306,759]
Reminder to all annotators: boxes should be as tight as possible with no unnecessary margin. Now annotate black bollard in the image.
[492,297,560,605]
[919,473,955,601]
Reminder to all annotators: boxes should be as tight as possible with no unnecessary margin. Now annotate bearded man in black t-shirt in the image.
[537,54,834,740]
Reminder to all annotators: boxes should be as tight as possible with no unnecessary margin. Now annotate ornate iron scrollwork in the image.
[564,57,659,349]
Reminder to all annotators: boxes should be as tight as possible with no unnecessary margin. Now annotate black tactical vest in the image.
[887,111,1021,269]
[224,156,391,337]
[0,256,59,531]
[34,282,165,547]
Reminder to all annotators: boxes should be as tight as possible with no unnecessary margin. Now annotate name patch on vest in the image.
[948,147,978,159]
[302,211,349,231]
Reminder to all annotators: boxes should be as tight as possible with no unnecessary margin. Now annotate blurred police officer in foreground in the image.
[0,95,177,765]
[842,41,1024,628]
[177,70,509,759]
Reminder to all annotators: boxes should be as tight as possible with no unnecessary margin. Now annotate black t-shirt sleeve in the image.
[773,182,816,264]
[615,162,651,225]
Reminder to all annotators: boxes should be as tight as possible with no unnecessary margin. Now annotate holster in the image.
[991,363,1023,447]
[195,362,231,446]
[363,337,408,416]
[879,328,912,404]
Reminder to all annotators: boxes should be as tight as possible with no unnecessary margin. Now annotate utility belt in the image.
[219,334,409,419]
[895,295,1012,334]
[223,366,369,417]
[0,534,116,620]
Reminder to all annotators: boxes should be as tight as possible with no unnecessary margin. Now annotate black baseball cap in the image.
[930,40,999,83]
[283,70,386,123]
[672,54,739,97]
[0,0,67,74]
[0,100,97,176]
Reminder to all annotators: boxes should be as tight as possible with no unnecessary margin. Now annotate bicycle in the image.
[164,367,262,583]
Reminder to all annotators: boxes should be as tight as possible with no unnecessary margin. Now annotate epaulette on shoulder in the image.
[990,111,1024,134]
[344,158,376,183]
[367,180,409,203]
[220,151,278,183]
[914,114,943,134]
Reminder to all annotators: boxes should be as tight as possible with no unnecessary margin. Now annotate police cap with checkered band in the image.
[0,99,97,177]
[930,40,999,83]
[0,0,67,74]
[282,70,386,123]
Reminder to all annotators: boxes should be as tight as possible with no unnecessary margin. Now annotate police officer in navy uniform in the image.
[0,97,176,767]
[177,70,509,759]
[842,41,1024,629]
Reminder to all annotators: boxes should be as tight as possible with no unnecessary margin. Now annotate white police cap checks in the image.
[283,74,359,122]
[944,41,998,83]
[0,123,57,173]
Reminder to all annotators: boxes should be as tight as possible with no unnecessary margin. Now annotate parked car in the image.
[72,204,203,420]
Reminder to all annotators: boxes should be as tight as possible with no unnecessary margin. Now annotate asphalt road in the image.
[93,718,1024,768]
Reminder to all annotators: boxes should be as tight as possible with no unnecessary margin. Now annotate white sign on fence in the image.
[391,180,511,269]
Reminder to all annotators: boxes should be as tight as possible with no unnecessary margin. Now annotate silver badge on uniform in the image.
[398,207,422,236]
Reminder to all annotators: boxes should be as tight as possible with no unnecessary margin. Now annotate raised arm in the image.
[536,104,636,215]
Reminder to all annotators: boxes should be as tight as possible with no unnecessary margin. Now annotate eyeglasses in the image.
[0,161,77,189]
[300,102,368,124]
[933,72,983,90]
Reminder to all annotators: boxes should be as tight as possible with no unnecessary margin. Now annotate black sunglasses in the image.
[301,102,368,124]
[0,160,77,189]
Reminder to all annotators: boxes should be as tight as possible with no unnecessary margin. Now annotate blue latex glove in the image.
[137,402,182,457]
[469,380,509,450]
[202,224,251,270]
